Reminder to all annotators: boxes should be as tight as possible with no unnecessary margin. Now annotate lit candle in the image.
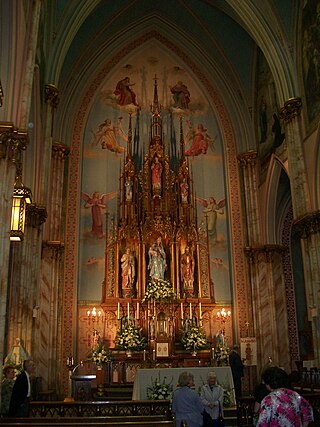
[181,302,184,319]
[136,302,140,320]
[199,302,202,319]
[212,347,215,359]
[127,302,130,317]
[189,302,192,317]
[117,302,120,320]
[152,349,156,361]
[143,349,146,361]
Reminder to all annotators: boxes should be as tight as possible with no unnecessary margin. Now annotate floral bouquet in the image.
[214,344,230,365]
[181,323,207,351]
[147,372,173,400]
[89,343,112,367]
[142,278,177,302]
[115,323,147,352]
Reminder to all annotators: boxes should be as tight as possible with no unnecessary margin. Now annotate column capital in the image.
[52,141,70,159]
[293,210,320,238]
[237,150,258,167]
[26,204,47,228]
[45,84,59,108]
[279,97,302,123]
[0,122,28,163]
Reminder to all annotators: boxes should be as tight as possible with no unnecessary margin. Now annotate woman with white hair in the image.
[200,371,224,427]
[172,371,204,427]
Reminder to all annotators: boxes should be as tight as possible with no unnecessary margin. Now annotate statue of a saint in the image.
[5,338,28,366]
[180,246,195,297]
[125,177,133,202]
[151,156,162,193]
[148,237,167,280]
[121,248,135,297]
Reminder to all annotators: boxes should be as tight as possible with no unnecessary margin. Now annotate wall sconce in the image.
[10,169,32,242]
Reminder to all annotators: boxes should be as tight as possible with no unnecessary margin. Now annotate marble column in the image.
[38,142,69,394]
[0,123,28,379]
[280,98,320,365]
[293,212,320,365]
[245,245,291,371]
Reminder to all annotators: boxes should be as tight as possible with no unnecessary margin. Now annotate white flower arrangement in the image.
[147,373,173,400]
[214,344,230,364]
[89,343,112,367]
[115,322,147,352]
[142,277,177,302]
[181,323,207,351]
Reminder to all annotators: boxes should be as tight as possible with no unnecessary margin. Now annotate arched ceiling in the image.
[45,0,296,153]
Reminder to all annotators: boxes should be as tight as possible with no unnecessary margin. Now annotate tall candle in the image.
[143,349,146,361]
[152,349,156,361]
[180,302,184,319]
[127,302,130,317]
[136,302,140,320]
[199,302,202,319]
[189,302,192,317]
[117,302,120,320]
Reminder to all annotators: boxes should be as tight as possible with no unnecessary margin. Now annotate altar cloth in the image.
[132,366,235,404]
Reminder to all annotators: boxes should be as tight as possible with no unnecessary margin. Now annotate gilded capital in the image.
[237,150,257,167]
[45,84,59,108]
[279,97,302,123]
[52,141,70,160]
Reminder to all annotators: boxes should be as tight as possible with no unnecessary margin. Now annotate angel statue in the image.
[197,196,226,244]
[81,191,118,238]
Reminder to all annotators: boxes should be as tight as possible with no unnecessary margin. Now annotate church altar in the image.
[132,366,235,404]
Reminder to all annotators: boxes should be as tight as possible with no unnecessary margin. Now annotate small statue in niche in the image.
[151,156,162,193]
[121,248,135,297]
[180,246,195,297]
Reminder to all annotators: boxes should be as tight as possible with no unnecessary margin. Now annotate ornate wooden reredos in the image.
[102,77,214,342]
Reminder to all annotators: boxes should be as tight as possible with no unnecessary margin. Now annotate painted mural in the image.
[78,44,230,302]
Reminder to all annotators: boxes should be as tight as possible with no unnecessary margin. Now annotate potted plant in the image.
[115,322,147,355]
[181,323,207,355]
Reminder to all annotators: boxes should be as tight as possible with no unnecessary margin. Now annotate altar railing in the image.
[29,400,172,418]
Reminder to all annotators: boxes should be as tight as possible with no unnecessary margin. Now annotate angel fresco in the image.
[81,191,118,238]
[197,196,226,244]
[184,121,215,157]
[92,117,126,153]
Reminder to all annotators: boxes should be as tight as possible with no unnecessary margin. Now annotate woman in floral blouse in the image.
[257,366,313,427]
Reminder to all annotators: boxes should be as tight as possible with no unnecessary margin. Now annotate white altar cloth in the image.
[132,366,235,404]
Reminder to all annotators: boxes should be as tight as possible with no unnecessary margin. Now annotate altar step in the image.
[223,406,238,426]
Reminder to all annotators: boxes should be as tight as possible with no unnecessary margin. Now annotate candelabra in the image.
[216,307,231,334]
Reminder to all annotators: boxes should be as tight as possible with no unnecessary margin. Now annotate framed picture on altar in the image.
[156,341,169,357]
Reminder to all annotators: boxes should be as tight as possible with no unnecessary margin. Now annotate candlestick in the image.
[117,302,120,320]
[127,302,130,317]
[180,302,184,319]
[189,302,192,317]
